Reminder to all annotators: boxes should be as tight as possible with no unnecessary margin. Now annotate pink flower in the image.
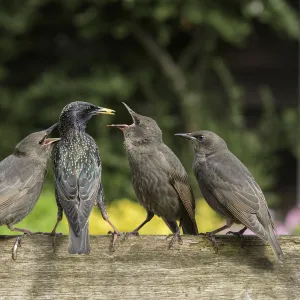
[284,207,300,232]
[274,223,289,235]
[244,228,255,235]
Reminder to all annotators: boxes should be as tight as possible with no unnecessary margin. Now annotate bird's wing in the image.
[205,151,273,236]
[159,144,197,229]
[0,155,42,213]
[54,144,100,236]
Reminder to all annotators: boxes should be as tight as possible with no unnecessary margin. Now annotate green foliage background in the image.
[0,0,298,234]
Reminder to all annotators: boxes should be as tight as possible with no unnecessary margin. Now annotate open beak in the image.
[96,107,115,115]
[175,133,197,142]
[107,102,138,130]
[106,124,129,131]
[43,137,61,145]
[122,102,135,116]
[45,122,58,135]
[42,123,60,145]
[122,102,140,124]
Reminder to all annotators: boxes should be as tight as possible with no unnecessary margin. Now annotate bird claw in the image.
[226,230,245,248]
[226,230,243,238]
[12,236,23,260]
[107,230,123,236]
[49,231,62,252]
[11,230,34,260]
[166,232,183,249]
[33,231,63,236]
[107,230,122,252]
[199,232,219,253]
[123,231,140,241]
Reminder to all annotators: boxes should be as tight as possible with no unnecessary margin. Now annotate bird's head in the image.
[14,123,61,159]
[107,102,162,145]
[59,101,115,133]
[175,130,227,156]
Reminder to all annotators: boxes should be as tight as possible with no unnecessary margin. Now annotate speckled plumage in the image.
[54,101,116,254]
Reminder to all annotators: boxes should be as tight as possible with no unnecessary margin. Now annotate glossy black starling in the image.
[0,123,60,259]
[108,103,198,248]
[176,130,283,259]
[52,101,120,254]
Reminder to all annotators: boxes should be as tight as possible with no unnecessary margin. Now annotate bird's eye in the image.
[198,135,204,141]
[136,119,141,125]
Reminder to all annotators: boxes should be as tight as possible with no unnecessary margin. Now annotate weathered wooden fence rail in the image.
[0,235,299,299]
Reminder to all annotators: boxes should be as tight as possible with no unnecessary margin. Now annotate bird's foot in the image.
[18,229,32,235]
[11,231,31,260]
[166,232,183,249]
[123,231,140,241]
[108,230,122,252]
[12,236,22,260]
[49,230,63,252]
[199,232,219,252]
[226,228,246,248]
[33,231,63,236]
[226,230,244,239]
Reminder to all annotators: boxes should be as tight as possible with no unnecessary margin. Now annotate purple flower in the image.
[244,228,255,235]
[274,223,289,235]
[284,207,300,233]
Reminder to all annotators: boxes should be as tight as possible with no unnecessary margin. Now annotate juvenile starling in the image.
[108,103,198,248]
[176,130,283,259]
[0,123,60,259]
[52,101,120,254]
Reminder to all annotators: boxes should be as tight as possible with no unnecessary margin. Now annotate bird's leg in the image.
[226,226,247,248]
[106,219,122,251]
[50,209,63,236]
[50,202,63,251]
[166,221,183,249]
[199,219,233,252]
[96,186,122,251]
[7,224,32,260]
[7,225,32,235]
[226,226,247,238]
[123,211,154,240]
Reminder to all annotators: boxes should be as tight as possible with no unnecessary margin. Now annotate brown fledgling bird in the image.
[0,123,60,259]
[108,103,198,248]
[176,130,283,260]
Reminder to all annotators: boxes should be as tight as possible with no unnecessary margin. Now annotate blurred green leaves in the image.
[0,0,298,205]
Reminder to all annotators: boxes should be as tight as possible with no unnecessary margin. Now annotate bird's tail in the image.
[68,222,90,255]
[267,224,283,261]
[247,214,283,260]
[182,215,198,235]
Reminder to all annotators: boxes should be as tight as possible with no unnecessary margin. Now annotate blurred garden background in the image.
[0,0,299,236]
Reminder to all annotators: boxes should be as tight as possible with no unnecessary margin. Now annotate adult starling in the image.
[108,103,198,248]
[52,101,120,254]
[0,123,60,259]
[176,130,283,259]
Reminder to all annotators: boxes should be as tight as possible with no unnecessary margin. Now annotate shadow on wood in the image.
[0,235,299,299]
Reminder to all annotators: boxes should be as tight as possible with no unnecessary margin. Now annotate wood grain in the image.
[0,235,299,300]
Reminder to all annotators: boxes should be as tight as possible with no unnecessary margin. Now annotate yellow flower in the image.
[74,198,223,234]
[0,193,223,236]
